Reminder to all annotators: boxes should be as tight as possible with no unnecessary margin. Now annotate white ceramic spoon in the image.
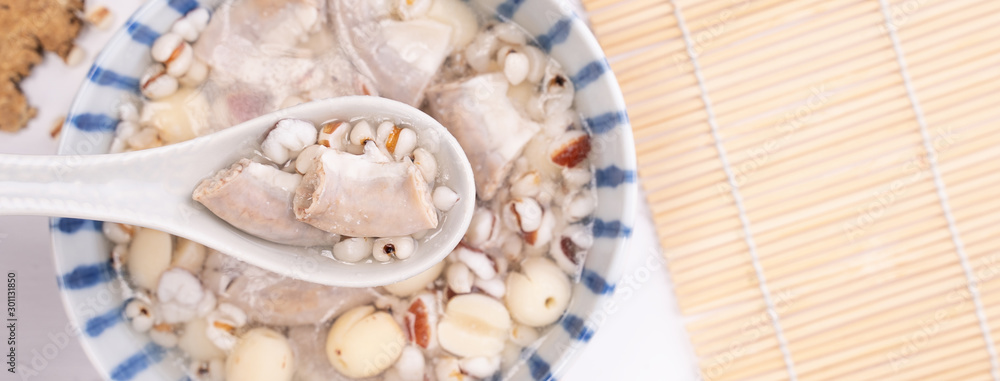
[0,97,476,287]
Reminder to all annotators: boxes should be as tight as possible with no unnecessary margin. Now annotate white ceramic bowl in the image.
[54,1,637,380]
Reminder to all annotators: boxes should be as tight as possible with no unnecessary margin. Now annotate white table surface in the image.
[0,1,697,379]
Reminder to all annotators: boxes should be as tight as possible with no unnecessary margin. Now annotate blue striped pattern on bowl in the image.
[53,0,636,379]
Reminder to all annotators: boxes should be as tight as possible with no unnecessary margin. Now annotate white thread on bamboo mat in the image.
[671,1,798,379]
[878,0,1000,379]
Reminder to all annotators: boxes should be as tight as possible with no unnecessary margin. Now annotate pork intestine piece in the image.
[293,149,437,237]
[192,158,339,247]
[193,0,373,130]
[331,0,453,106]
[425,73,540,201]
[201,251,377,326]
[193,0,321,85]
[194,0,325,58]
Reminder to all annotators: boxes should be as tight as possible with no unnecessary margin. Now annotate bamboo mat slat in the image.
[582,0,1000,379]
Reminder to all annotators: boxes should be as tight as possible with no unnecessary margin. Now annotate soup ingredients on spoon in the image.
[193,117,450,263]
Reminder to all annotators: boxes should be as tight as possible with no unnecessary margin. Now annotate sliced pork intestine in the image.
[425,73,540,201]
[293,149,438,237]
[194,0,373,130]
[195,0,313,85]
[192,158,339,247]
[201,251,378,326]
[195,0,325,57]
[331,0,453,106]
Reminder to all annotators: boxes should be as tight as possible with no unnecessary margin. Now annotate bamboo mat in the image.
[580,0,1000,379]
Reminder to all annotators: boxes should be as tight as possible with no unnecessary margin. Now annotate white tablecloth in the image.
[0,2,696,379]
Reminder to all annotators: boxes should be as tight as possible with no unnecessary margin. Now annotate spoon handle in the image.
[0,148,212,227]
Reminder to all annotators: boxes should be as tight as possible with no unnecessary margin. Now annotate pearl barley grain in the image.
[206,303,247,351]
[125,299,154,332]
[503,51,529,85]
[413,148,437,183]
[563,166,592,189]
[526,209,556,248]
[456,247,497,280]
[446,262,473,294]
[140,66,178,100]
[464,208,497,247]
[374,237,416,261]
[185,8,210,32]
[563,189,597,222]
[475,276,506,298]
[432,186,459,211]
[392,127,418,160]
[333,237,373,263]
[510,171,541,199]
[163,42,193,77]
[376,121,396,147]
[171,18,200,42]
[348,120,375,147]
[504,198,542,233]
[151,33,184,62]
[318,120,348,151]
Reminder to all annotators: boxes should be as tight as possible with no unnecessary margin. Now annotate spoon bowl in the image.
[0,97,476,287]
